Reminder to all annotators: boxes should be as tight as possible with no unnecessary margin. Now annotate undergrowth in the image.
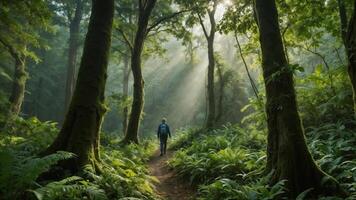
[168,68,356,199]
[0,117,159,200]
[169,122,356,200]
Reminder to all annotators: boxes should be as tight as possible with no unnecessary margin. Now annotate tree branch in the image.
[146,9,189,34]
[0,37,18,59]
[112,46,130,57]
[300,44,336,95]
[147,28,170,37]
[234,32,259,99]
[198,13,209,39]
[116,27,133,51]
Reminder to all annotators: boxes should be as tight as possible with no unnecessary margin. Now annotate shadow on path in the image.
[148,150,196,200]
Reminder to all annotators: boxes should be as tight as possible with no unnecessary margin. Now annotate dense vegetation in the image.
[0,118,158,199]
[0,0,355,199]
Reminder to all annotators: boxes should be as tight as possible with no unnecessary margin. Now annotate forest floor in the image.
[148,149,196,200]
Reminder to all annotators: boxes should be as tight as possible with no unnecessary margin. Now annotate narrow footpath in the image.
[148,150,196,200]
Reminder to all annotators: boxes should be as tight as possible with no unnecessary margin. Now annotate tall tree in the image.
[120,0,187,143]
[254,0,345,197]
[201,0,218,128]
[176,0,222,128]
[64,0,85,111]
[338,0,356,115]
[43,0,114,172]
[122,0,157,144]
[112,0,136,135]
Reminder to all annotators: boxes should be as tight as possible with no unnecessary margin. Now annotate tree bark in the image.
[122,53,130,134]
[122,0,157,144]
[42,0,114,173]
[255,0,345,197]
[206,36,216,128]
[347,1,356,115]
[64,0,83,111]
[204,3,217,129]
[338,0,348,46]
[9,55,27,116]
[0,39,28,118]
[339,0,356,115]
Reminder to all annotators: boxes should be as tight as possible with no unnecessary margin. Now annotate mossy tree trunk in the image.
[9,55,27,116]
[122,0,157,144]
[0,39,28,118]
[43,0,114,173]
[206,34,216,128]
[255,0,345,198]
[64,0,83,111]
[338,0,356,115]
[199,1,217,129]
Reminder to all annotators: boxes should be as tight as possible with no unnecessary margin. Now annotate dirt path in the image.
[148,150,195,200]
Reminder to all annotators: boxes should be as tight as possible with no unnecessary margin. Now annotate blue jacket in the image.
[157,123,171,138]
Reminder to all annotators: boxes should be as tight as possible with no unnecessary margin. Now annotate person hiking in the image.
[157,118,171,156]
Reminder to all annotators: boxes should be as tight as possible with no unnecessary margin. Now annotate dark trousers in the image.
[159,134,168,154]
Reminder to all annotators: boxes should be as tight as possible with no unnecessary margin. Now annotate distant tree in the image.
[0,0,52,117]
[43,0,114,173]
[112,0,137,135]
[219,0,260,100]
[119,0,187,144]
[214,53,232,124]
[62,0,86,111]
[120,0,157,144]
[175,0,222,128]
[254,0,345,197]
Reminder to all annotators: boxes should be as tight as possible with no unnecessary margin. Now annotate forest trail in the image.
[148,150,196,200]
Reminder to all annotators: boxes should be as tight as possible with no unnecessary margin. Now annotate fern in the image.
[30,176,108,200]
[0,150,74,199]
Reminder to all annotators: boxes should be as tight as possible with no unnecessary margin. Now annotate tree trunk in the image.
[122,53,130,134]
[255,0,345,198]
[215,62,224,123]
[340,0,356,115]
[122,0,157,144]
[205,8,217,129]
[9,56,27,116]
[42,0,114,173]
[347,2,356,115]
[64,0,83,111]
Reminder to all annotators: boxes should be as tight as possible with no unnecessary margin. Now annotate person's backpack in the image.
[160,124,168,135]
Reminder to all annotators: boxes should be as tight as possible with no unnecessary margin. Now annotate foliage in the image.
[306,122,356,199]
[169,64,356,199]
[1,0,356,200]
[0,148,74,199]
[170,121,356,199]
[0,117,58,154]
[96,141,158,200]
[198,177,287,200]
[168,126,266,185]
[0,118,159,200]
[297,65,353,127]
[0,0,52,61]
[30,176,107,200]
